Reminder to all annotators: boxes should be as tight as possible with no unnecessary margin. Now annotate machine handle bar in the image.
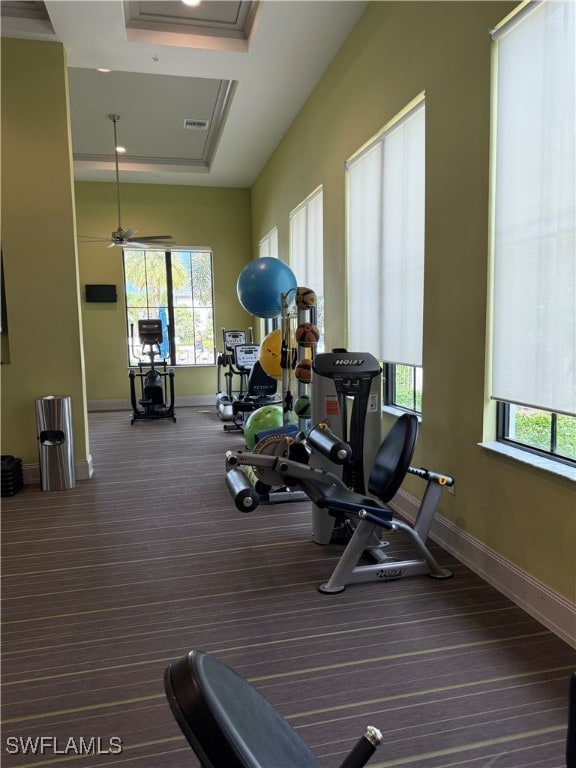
[408,466,454,486]
[338,725,383,768]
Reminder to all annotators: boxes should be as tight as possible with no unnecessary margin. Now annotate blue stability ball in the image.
[237,258,297,319]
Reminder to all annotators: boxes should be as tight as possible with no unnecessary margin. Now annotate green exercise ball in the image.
[244,405,285,450]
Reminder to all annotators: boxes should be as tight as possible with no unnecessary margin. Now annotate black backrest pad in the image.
[247,361,278,396]
[165,651,323,768]
[368,414,419,504]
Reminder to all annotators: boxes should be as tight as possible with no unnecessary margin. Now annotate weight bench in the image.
[165,649,382,768]
[226,413,453,592]
[165,653,576,767]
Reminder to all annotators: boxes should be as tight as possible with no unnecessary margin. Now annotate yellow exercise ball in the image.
[260,328,283,379]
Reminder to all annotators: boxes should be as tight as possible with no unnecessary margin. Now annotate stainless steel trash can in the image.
[35,396,76,491]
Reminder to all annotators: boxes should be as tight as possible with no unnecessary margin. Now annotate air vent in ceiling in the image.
[184,118,210,130]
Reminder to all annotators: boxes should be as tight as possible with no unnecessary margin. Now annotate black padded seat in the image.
[304,413,418,522]
[165,650,323,768]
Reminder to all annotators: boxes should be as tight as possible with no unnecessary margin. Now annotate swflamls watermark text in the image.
[5,736,123,756]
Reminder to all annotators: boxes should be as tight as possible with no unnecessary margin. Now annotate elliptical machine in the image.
[216,329,256,421]
[129,319,176,424]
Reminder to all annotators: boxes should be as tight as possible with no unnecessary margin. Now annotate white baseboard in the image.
[87,396,214,411]
[22,454,94,486]
[392,489,576,649]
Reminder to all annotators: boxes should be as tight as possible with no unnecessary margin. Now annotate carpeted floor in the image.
[2,407,575,767]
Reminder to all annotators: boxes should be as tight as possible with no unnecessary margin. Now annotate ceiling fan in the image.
[79,114,175,249]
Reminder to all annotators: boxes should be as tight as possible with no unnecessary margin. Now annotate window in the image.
[497,403,576,465]
[289,187,324,350]
[124,249,216,367]
[258,227,278,259]
[490,0,575,465]
[346,97,425,414]
[384,363,423,413]
[258,228,279,334]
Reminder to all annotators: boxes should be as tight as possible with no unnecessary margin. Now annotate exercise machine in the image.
[216,329,278,428]
[225,413,454,593]
[226,351,280,433]
[226,289,318,507]
[165,649,382,768]
[311,350,382,544]
[216,329,254,421]
[165,651,576,768]
[129,319,176,424]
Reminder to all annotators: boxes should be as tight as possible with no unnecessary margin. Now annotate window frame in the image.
[123,247,216,368]
[489,0,575,466]
[497,402,575,468]
[345,95,426,392]
[383,362,423,415]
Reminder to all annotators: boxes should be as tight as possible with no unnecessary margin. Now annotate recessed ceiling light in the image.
[116,146,126,153]
[97,68,111,73]
[182,0,202,6]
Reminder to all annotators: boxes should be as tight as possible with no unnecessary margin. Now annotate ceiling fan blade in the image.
[128,235,174,243]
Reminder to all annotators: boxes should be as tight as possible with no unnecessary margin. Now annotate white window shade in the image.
[347,101,425,366]
[258,227,278,259]
[381,112,425,365]
[289,187,323,295]
[347,144,384,356]
[290,206,307,285]
[491,0,575,415]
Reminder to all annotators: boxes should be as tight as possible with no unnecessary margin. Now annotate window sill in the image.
[479,441,576,482]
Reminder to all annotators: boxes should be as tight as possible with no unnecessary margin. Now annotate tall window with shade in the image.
[290,187,324,350]
[489,0,575,466]
[258,227,278,260]
[346,98,425,413]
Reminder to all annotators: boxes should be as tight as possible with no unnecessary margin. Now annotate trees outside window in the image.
[123,249,216,366]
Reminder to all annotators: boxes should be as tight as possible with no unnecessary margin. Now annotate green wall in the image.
[250,1,576,602]
[76,182,253,402]
[2,6,574,608]
[1,38,253,475]
[1,38,89,470]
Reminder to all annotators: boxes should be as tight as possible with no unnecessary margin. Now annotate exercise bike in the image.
[129,319,176,424]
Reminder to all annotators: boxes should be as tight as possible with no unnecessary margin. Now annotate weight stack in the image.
[1,455,24,497]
